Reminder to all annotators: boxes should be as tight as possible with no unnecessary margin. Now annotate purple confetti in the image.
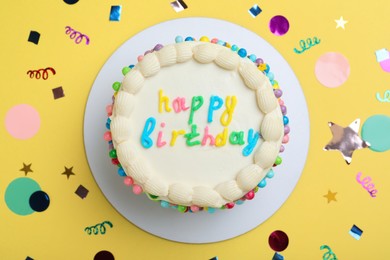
[269,15,290,36]
[52,86,65,99]
[75,185,89,199]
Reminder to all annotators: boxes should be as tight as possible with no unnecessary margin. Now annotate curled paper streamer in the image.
[294,37,320,54]
[84,221,113,235]
[27,67,56,80]
[65,26,90,45]
[320,245,338,260]
[376,90,390,102]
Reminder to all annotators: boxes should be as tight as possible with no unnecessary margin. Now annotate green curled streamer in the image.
[320,245,338,260]
[84,221,113,235]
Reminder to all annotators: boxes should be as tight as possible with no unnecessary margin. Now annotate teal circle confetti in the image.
[362,114,390,152]
[4,177,41,216]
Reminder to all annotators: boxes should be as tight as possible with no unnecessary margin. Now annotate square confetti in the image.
[375,48,389,62]
[209,257,218,260]
[75,185,89,199]
[349,224,363,240]
[109,5,122,21]
[248,4,262,18]
[28,31,40,44]
[170,0,187,12]
[52,86,65,99]
[25,257,34,260]
[272,252,284,260]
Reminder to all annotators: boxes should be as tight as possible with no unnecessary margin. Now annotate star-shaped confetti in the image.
[335,16,348,29]
[323,190,337,203]
[323,119,370,164]
[62,166,75,179]
[20,163,33,176]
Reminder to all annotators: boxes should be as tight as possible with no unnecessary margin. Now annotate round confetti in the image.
[315,52,350,88]
[268,230,289,252]
[5,104,41,139]
[362,114,390,152]
[94,250,115,260]
[63,0,79,4]
[269,15,290,36]
[29,190,50,212]
[4,177,41,216]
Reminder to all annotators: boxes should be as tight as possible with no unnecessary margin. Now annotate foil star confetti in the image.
[323,119,370,164]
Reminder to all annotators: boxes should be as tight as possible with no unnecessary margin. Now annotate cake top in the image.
[107,36,289,212]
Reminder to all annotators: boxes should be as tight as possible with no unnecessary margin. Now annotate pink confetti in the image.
[5,104,41,139]
[315,52,350,88]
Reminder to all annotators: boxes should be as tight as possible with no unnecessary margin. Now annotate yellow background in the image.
[1,0,390,259]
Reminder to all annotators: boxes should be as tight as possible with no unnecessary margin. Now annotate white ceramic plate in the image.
[84,17,310,244]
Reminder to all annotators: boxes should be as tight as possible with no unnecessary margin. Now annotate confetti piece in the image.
[349,225,363,240]
[324,119,370,164]
[25,257,34,260]
[376,90,390,102]
[170,0,187,12]
[323,190,337,203]
[29,190,50,212]
[65,26,90,45]
[320,245,338,260]
[27,67,56,80]
[315,52,350,88]
[63,0,78,4]
[248,4,262,18]
[362,115,390,152]
[5,104,41,140]
[75,185,89,199]
[209,257,218,260]
[272,252,284,260]
[94,250,115,260]
[52,86,65,100]
[20,163,33,176]
[335,16,348,29]
[28,31,40,44]
[4,177,41,216]
[85,221,113,235]
[293,37,320,54]
[269,16,289,36]
[375,49,390,73]
[109,5,122,21]
[356,172,378,197]
[268,230,289,252]
[62,166,75,179]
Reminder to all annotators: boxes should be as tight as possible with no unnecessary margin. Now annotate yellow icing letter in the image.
[170,130,185,146]
[215,127,228,147]
[220,96,237,126]
[158,89,172,113]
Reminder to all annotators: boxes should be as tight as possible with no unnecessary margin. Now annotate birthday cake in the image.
[105,36,290,213]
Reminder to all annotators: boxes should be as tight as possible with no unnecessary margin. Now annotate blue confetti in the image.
[109,5,122,21]
[272,252,284,260]
[349,224,363,240]
[249,4,262,18]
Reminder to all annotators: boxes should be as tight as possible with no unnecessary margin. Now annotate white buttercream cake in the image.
[105,36,289,213]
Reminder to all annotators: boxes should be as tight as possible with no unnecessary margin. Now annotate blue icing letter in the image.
[141,117,156,148]
[207,95,223,123]
[242,129,260,156]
